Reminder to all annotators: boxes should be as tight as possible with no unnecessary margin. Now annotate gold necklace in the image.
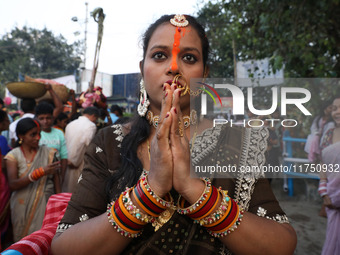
[146,109,197,129]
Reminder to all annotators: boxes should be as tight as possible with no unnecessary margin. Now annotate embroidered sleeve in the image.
[234,127,269,210]
[57,126,122,232]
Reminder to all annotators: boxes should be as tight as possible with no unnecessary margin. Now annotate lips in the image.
[165,80,182,86]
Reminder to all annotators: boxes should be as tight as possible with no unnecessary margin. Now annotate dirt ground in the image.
[271,178,327,255]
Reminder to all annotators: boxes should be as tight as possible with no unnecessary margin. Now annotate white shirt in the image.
[63,116,97,193]
[9,113,35,141]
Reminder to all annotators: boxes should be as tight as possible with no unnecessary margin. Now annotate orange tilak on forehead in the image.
[171,27,186,71]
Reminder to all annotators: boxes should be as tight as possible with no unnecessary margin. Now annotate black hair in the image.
[54,112,68,124]
[0,98,4,106]
[83,106,100,117]
[35,102,54,116]
[315,99,334,129]
[110,105,123,116]
[70,112,82,122]
[0,110,7,122]
[106,14,210,200]
[15,118,39,147]
[21,98,36,113]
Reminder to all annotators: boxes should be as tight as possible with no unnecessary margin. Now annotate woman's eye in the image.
[152,52,166,60]
[183,54,197,63]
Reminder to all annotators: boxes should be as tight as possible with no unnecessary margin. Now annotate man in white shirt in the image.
[63,106,99,193]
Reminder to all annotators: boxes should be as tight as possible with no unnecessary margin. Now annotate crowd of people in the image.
[0,13,338,255]
[0,84,127,250]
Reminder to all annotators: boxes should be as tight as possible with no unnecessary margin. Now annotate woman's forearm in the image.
[51,213,132,255]
[220,212,297,255]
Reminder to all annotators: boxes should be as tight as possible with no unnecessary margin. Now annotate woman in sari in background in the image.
[319,95,340,255]
[0,110,11,249]
[5,118,61,242]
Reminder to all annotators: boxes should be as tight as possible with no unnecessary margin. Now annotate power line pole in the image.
[84,2,88,68]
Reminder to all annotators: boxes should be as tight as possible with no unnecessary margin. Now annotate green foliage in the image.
[196,1,340,137]
[196,0,340,78]
[0,26,82,98]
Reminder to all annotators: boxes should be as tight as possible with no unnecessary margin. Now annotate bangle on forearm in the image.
[107,192,145,238]
[318,180,327,197]
[177,177,212,215]
[189,185,219,220]
[140,176,175,209]
[30,167,45,181]
[133,178,173,217]
[28,173,35,182]
[122,187,153,223]
[205,199,244,238]
[192,189,227,225]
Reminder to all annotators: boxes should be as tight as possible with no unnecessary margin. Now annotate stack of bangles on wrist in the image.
[177,177,244,238]
[107,175,243,238]
[28,167,45,182]
[107,175,175,238]
[318,180,327,197]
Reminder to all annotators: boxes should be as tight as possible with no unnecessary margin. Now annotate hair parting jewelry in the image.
[170,14,189,27]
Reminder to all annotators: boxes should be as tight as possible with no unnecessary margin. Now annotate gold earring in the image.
[18,138,23,144]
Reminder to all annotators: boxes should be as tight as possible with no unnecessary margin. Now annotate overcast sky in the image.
[0,0,205,75]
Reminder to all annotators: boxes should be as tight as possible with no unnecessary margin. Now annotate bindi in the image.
[170,14,189,71]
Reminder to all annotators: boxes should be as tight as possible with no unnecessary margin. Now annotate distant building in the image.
[110,73,140,113]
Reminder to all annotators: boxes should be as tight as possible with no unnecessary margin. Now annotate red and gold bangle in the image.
[133,182,163,217]
[207,199,238,232]
[122,187,153,224]
[189,185,219,220]
[205,200,244,238]
[195,190,230,226]
[177,177,212,215]
[107,198,143,238]
[204,196,233,229]
[30,167,45,181]
[140,176,175,209]
[117,192,146,228]
[207,209,244,237]
[133,177,175,217]
[138,179,166,213]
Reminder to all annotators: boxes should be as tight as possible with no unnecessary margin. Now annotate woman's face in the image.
[142,23,205,113]
[20,127,41,149]
[332,98,340,127]
[324,104,333,116]
[0,115,10,131]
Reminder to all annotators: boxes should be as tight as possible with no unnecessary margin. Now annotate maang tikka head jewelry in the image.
[170,14,189,27]
[137,78,150,117]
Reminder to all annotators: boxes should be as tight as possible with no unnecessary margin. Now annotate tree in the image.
[196,0,340,136]
[196,0,340,78]
[0,26,82,98]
